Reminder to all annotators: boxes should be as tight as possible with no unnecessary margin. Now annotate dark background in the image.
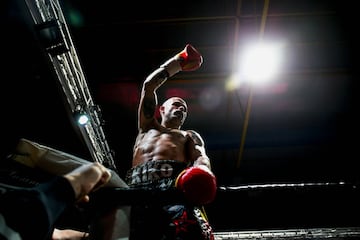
[2,0,360,232]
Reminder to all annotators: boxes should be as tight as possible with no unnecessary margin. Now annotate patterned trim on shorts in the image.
[125,160,187,190]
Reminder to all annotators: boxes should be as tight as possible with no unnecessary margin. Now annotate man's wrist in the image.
[160,57,181,77]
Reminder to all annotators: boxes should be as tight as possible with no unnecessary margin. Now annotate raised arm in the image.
[138,68,167,131]
[138,44,203,131]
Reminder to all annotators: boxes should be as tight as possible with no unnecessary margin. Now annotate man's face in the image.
[161,97,188,126]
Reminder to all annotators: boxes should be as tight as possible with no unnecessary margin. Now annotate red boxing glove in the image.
[161,44,203,77]
[175,166,217,205]
[177,44,203,71]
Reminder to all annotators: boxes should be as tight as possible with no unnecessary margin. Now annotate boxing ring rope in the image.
[213,182,360,239]
[84,181,360,239]
[87,181,359,205]
[213,227,360,240]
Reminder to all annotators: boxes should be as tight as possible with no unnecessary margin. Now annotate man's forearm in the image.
[143,67,169,92]
[193,156,212,170]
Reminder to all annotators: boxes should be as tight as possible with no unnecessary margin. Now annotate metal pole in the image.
[237,0,270,168]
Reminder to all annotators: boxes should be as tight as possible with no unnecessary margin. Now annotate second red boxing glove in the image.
[175,166,217,205]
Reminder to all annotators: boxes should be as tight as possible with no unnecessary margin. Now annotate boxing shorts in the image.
[125,160,214,240]
[125,160,188,190]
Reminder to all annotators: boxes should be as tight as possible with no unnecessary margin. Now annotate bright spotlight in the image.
[240,42,282,84]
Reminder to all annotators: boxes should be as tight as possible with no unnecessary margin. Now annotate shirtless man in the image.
[125,44,217,240]
[133,95,210,168]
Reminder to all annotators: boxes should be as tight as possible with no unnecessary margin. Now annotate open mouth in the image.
[174,111,183,118]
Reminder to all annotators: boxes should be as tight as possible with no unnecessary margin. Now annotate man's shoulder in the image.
[185,129,201,136]
[185,130,204,145]
[185,129,198,133]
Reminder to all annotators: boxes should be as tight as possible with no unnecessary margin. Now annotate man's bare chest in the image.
[141,129,188,143]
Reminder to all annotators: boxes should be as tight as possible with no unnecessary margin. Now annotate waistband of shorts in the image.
[125,160,188,188]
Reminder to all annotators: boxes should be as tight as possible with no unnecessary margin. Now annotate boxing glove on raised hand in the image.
[161,44,203,78]
[175,165,217,205]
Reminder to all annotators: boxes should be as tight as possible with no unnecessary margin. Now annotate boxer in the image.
[127,44,217,240]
